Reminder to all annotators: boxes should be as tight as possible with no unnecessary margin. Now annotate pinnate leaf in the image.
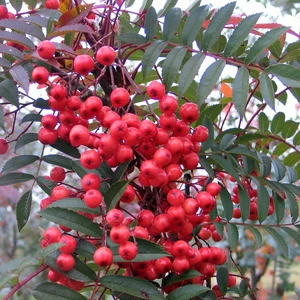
[0,30,35,49]
[144,6,157,40]
[16,190,32,231]
[166,284,210,300]
[264,226,289,259]
[36,175,57,195]
[42,154,73,170]
[0,172,34,186]
[0,79,19,107]
[260,72,275,110]
[163,7,182,41]
[47,24,93,38]
[227,223,239,249]
[267,64,300,88]
[104,180,129,211]
[15,133,38,151]
[9,64,30,94]
[1,155,40,174]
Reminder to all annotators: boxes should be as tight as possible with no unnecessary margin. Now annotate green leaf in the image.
[36,175,57,195]
[238,185,250,222]
[110,161,130,184]
[51,139,80,159]
[224,13,261,57]
[281,227,300,246]
[39,207,102,237]
[104,180,129,211]
[220,186,233,220]
[16,190,32,231]
[258,111,269,132]
[228,146,259,162]
[0,44,23,59]
[48,197,100,215]
[15,133,38,151]
[283,190,299,223]
[75,239,96,259]
[162,7,182,41]
[294,132,300,146]
[284,151,300,167]
[10,0,22,12]
[210,154,240,184]
[281,120,299,139]
[101,275,164,300]
[0,30,35,49]
[42,154,73,170]
[36,243,64,260]
[144,6,157,40]
[272,159,286,182]
[117,33,148,45]
[33,97,50,109]
[157,0,178,17]
[44,250,96,282]
[33,282,87,300]
[219,134,236,151]
[272,191,285,223]
[47,24,93,39]
[162,46,187,92]
[199,156,214,178]
[200,117,214,151]
[0,18,45,40]
[217,267,229,295]
[112,237,169,262]
[264,226,289,259]
[178,53,205,99]
[9,64,30,94]
[0,57,11,68]
[227,223,239,250]
[1,155,40,174]
[257,182,270,223]
[245,27,288,64]
[236,132,267,143]
[245,226,263,249]
[20,113,42,124]
[198,104,226,125]
[257,153,272,177]
[163,270,201,287]
[142,40,167,78]
[0,256,38,275]
[0,106,4,131]
[273,143,289,157]
[260,72,275,110]
[267,64,300,88]
[0,79,19,107]
[232,66,249,116]
[202,2,236,52]
[166,284,210,300]
[197,60,225,106]
[182,5,209,46]
[0,172,34,186]
[286,166,298,184]
[270,112,285,135]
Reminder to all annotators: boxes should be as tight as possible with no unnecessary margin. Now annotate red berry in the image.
[44,226,62,244]
[50,166,65,182]
[94,247,113,266]
[206,182,221,196]
[37,40,56,59]
[81,173,101,191]
[45,0,60,9]
[0,5,8,19]
[106,209,125,227]
[179,103,200,123]
[84,189,103,208]
[110,88,130,108]
[146,81,165,100]
[38,128,58,145]
[0,138,9,155]
[59,235,77,254]
[73,54,94,76]
[118,241,138,260]
[80,149,102,169]
[96,46,116,65]
[110,225,131,244]
[56,253,75,271]
[32,66,49,84]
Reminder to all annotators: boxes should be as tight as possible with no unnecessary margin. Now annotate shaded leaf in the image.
[219,134,236,151]
[272,191,285,223]
[144,6,157,41]
[163,270,201,287]
[39,207,102,237]
[283,190,299,223]
[33,282,87,300]
[199,156,214,178]
[1,155,40,174]
[16,190,32,231]
[245,27,288,64]
[33,97,50,109]
[48,197,100,215]
[75,239,96,259]
[162,46,186,92]
[245,226,263,249]
[197,60,225,106]
[0,106,4,131]
[0,172,34,186]
[284,151,300,167]
[220,186,233,220]
[238,185,250,222]
[110,161,130,184]
[163,7,182,41]
[36,243,64,260]
[101,275,164,300]
[42,154,73,170]
[157,0,178,17]
[0,57,12,68]
[104,180,129,211]
[0,30,35,49]
[178,53,205,99]
[258,111,269,132]
[51,138,80,159]
[267,64,300,88]
[270,112,285,135]
[257,182,270,223]
[257,153,272,178]
[273,143,289,157]
[224,13,261,57]
[264,226,289,259]
[47,24,93,38]
[36,175,57,195]
[228,146,259,162]
[166,284,210,300]
[281,227,300,246]
[15,133,38,151]
[260,72,275,110]
[117,33,148,45]
[227,223,239,249]
[272,159,286,182]
[0,79,19,107]
[217,267,229,295]
[142,40,167,78]
[9,64,30,94]
[0,256,38,275]
[286,166,298,184]
[202,2,236,52]
[281,120,299,139]
[182,5,209,46]
[20,113,42,124]
[232,66,249,116]
[0,44,23,59]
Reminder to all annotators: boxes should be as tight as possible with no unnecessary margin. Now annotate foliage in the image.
[0,0,299,299]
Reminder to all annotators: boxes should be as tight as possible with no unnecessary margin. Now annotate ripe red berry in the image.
[206,182,221,196]
[44,226,62,244]
[173,256,190,274]
[80,149,102,169]
[73,54,94,76]
[32,66,49,84]
[51,185,70,201]
[119,184,135,203]
[110,225,131,244]
[84,189,103,208]
[45,0,60,9]
[69,124,90,147]
[50,84,67,101]
[59,235,77,254]
[96,46,116,65]
[48,269,61,282]
[50,166,65,182]
[118,241,138,260]
[0,5,8,19]
[37,40,56,59]
[146,81,165,100]
[94,247,113,266]
[0,138,9,155]
[67,279,85,291]
[106,209,125,227]
[38,128,58,145]
[179,102,200,123]
[56,253,75,271]
[110,88,130,108]
[81,173,101,191]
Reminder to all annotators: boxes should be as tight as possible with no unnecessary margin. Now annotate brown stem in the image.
[3,264,48,300]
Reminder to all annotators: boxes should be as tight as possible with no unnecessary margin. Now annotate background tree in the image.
[0,0,299,299]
